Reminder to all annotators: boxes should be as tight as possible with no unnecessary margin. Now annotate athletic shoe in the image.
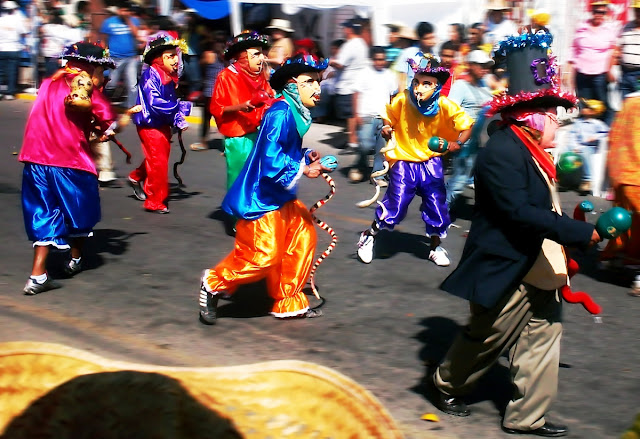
[357,231,375,264]
[146,207,170,214]
[348,168,364,182]
[64,258,83,276]
[428,246,450,267]
[23,276,61,295]
[128,177,147,201]
[374,178,388,187]
[198,283,219,325]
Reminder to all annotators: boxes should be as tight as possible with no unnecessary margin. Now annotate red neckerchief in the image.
[151,60,178,85]
[232,61,266,89]
[510,124,556,181]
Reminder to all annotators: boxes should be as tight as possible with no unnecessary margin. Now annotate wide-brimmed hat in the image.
[487,32,577,116]
[269,54,328,91]
[590,0,610,5]
[486,0,510,10]
[2,1,18,9]
[632,0,640,8]
[396,26,418,41]
[224,31,269,61]
[60,42,116,69]
[142,32,188,65]
[265,18,293,33]
[406,52,450,84]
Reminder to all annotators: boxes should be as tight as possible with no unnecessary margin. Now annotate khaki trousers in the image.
[435,283,562,430]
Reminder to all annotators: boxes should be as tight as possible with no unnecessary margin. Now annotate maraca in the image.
[596,207,632,239]
[427,136,448,153]
[320,155,338,171]
[573,200,594,222]
[250,89,270,107]
[556,151,583,189]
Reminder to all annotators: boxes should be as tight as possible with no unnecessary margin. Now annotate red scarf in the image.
[510,125,556,181]
[151,59,179,85]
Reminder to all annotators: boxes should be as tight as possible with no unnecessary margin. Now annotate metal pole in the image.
[230,0,242,36]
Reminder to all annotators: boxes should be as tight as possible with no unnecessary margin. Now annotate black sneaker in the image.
[23,276,61,295]
[128,177,147,201]
[198,284,219,325]
[64,258,83,276]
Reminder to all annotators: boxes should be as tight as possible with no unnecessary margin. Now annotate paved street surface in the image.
[1,98,638,439]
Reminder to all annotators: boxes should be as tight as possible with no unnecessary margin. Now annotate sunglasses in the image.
[592,9,607,15]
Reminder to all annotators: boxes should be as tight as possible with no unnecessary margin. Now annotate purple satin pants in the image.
[375,158,450,238]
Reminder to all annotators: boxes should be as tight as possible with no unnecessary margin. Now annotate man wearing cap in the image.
[127,33,191,214]
[356,53,473,267]
[427,33,601,437]
[18,42,118,295]
[265,18,294,68]
[330,18,369,152]
[211,31,274,196]
[0,0,27,100]
[99,1,141,109]
[446,50,495,208]
[199,55,335,324]
[617,0,640,99]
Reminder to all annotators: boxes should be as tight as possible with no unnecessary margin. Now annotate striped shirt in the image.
[618,24,640,72]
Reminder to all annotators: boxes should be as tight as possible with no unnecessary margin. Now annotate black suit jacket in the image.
[441,125,594,308]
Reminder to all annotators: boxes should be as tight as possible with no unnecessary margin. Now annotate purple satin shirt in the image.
[133,65,191,130]
[19,76,116,176]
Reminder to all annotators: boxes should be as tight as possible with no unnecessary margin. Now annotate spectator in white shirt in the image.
[349,46,398,184]
[329,18,369,151]
[0,0,27,99]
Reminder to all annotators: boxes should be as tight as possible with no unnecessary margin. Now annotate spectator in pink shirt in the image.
[569,0,621,124]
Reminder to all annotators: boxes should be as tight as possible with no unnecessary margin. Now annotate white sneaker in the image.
[428,246,450,267]
[357,232,375,264]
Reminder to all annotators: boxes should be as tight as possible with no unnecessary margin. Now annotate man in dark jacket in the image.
[428,32,601,438]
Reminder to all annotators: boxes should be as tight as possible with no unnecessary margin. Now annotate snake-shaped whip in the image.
[356,134,397,208]
[308,155,339,299]
[173,130,187,187]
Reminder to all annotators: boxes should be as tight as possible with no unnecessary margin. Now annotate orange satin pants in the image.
[204,199,317,317]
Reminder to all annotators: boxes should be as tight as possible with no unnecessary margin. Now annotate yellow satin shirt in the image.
[382,90,474,164]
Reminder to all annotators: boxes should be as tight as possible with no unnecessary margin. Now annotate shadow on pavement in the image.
[412,315,514,418]
[1,370,242,439]
[217,281,274,319]
[374,230,431,260]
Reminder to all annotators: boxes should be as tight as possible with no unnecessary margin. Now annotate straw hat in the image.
[630,0,640,7]
[265,18,294,33]
[486,0,510,11]
[396,26,418,41]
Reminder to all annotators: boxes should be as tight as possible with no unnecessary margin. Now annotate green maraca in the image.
[556,151,584,188]
[596,207,632,239]
[428,136,448,153]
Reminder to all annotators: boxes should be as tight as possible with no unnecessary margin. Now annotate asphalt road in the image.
[0,98,638,439]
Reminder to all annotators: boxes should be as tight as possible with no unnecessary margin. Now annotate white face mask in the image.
[295,73,322,108]
[411,74,438,104]
[246,49,265,73]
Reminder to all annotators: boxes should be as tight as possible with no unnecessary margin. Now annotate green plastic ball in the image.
[557,152,583,173]
[579,200,594,212]
[596,207,633,240]
[427,136,448,153]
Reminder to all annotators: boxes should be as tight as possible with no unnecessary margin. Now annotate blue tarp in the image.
[180,0,230,20]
